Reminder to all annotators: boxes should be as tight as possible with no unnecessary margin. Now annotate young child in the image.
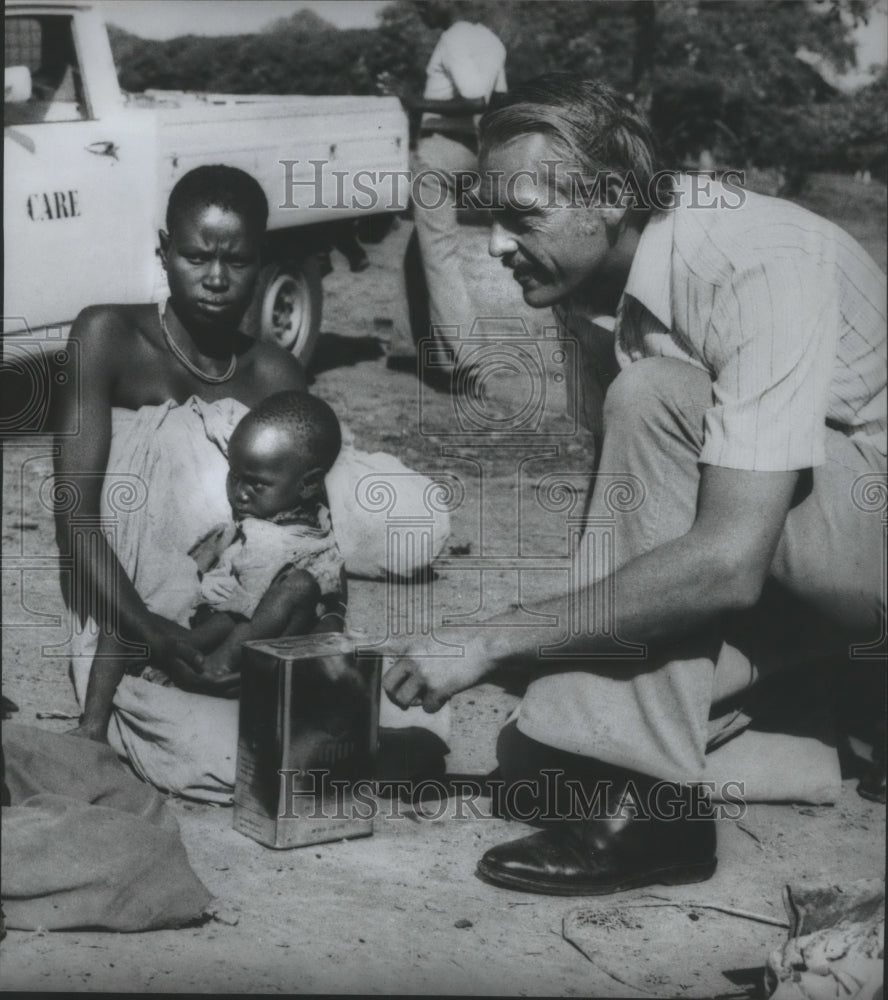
[72,390,346,742]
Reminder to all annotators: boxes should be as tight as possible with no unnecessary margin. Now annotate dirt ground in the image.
[1,174,885,996]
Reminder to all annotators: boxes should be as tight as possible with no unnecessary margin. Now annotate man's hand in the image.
[382,639,494,712]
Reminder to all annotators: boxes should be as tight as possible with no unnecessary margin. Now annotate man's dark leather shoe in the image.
[476,812,717,896]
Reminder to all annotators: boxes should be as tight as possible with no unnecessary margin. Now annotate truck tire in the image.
[246,256,323,367]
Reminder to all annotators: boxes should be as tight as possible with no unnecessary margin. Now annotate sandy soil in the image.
[2,183,885,996]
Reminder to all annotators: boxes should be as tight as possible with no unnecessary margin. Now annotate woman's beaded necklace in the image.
[158,299,237,384]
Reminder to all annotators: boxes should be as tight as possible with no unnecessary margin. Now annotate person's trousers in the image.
[388,133,480,361]
[515,358,886,781]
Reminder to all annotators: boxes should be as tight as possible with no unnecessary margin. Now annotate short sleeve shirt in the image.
[198,508,344,619]
[421,21,507,136]
[561,176,886,471]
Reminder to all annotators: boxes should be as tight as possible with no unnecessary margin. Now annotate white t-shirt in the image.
[422,20,507,136]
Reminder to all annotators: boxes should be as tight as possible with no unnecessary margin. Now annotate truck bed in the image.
[151,94,410,228]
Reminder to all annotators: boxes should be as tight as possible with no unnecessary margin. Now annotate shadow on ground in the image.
[309,332,386,376]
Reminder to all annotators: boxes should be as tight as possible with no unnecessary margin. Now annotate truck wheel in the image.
[247,257,323,366]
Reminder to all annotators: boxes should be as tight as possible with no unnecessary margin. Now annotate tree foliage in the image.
[108,1,886,179]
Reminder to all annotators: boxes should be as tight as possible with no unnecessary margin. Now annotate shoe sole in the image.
[475,857,717,896]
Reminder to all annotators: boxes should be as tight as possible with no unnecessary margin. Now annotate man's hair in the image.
[237,390,342,473]
[479,74,661,207]
[166,164,269,235]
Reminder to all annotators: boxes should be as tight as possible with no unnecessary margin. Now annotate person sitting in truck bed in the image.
[53,164,308,797]
[69,389,348,745]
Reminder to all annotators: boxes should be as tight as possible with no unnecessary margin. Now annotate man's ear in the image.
[158,230,170,269]
[600,174,631,234]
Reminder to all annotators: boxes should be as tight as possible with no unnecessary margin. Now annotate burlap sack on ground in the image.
[1,724,212,931]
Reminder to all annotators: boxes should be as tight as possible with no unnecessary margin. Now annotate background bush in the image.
[109,0,888,185]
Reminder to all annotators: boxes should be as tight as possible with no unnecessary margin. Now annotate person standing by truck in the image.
[386,0,507,381]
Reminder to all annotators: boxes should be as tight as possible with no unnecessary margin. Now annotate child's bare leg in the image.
[68,632,145,742]
[187,608,240,652]
[252,566,321,637]
[200,566,320,679]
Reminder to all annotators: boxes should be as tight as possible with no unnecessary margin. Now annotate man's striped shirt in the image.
[559,177,886,471]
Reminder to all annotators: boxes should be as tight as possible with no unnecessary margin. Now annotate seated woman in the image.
[70,389,347,744]
[55,165,307,798]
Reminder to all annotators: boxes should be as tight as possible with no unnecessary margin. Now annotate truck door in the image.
[3,10,157,334]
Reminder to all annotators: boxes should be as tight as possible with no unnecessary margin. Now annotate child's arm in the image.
[199,565,322,683]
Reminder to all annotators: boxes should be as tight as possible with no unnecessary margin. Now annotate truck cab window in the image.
[5,16,87,125]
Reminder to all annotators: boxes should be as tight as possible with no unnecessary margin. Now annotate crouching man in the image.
[383,74,886,895]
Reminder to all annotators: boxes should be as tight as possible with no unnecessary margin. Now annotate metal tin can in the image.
[233,632,381,848]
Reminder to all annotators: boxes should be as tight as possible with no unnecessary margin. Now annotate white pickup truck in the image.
[3,1,409,365]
